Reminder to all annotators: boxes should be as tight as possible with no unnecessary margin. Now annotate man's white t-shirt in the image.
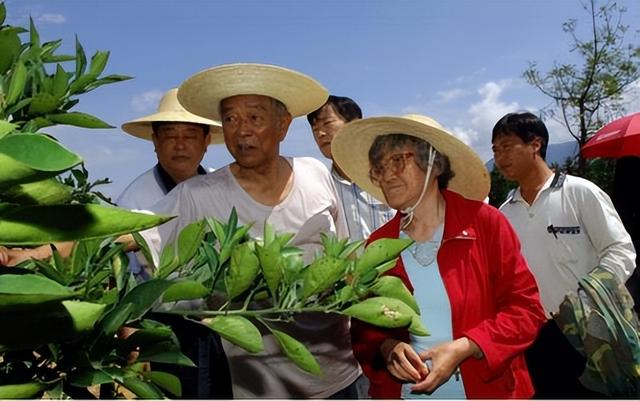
[141,156,360,398]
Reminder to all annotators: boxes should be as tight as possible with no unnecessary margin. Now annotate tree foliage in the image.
[523,0,640,176]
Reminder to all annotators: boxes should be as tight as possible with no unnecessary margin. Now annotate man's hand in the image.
[0,246,35,266]
[380,338,429,383]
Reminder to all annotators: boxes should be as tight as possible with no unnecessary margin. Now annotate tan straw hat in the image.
[121,88,223,144]
[332,114,490,202]
[177,63,329,120]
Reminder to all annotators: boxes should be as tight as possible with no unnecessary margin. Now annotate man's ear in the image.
[277,113,293,142]
[151,133,159,153]
[531,137,542,155]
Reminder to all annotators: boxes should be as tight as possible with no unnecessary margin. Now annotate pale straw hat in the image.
[331,114,490,202]
[121,88,223,144]
[177,63,328,121]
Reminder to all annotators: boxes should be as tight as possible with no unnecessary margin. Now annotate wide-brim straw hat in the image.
[332,114,490,202]
[177,63,328,121]
[121,88,223,144]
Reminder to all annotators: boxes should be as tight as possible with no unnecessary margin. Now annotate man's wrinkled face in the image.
[152,122,209,181]
[220,94,292,168]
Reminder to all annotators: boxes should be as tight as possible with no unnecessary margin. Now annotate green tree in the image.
[524,0,640,177]
[488,165,517,207]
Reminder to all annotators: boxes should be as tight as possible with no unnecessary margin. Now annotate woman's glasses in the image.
[369,152,415,186]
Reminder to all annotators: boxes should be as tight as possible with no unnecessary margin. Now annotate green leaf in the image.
[301,256,346,298]
[0,3,6,25]
[0,29,21,75]
[29,17,40,48]
[0,382,46,399]
[52,64,69,97]
[132,231,156,271]
[69,369,112,387]
[95,302,134,340]
[0,133,82,180]
[156,241,178,279]
[408,315,430,336]
[88,50,109,77]
[74,35,86,78]
[0,274,74,307]
[136,343,195,367]
[355,238,413,277]
[62,300,106,332]
[0,121,17,140]
[206,315,264,353]
[342,296,415,329]
[162,280,209,303]
[0,204,173,246]
[4,60,27,106]
[121,377,164,399]
[27,93,61,115]
[144,371,182,397]
[177,219,207,266]
[2,178,72,205]
[272,329,322,376]
[371,276,420,314]
[225,242,260,300]
[256,242,283,295]
[121,279,173,321]
[0,300,105,349]
[47,111,113,128]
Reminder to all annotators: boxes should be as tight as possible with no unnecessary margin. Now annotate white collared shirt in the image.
[331,166,394,241]
[500,172,636,314]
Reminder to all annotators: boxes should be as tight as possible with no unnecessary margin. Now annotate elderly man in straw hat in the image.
[138,63,361,398]
[117,88,223,211]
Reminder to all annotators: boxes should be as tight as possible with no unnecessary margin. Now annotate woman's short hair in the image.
[368,133,454,189]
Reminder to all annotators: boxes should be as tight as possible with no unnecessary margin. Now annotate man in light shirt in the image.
[491,111,636,398]
[307,95,394,241]
[142,63,361,398]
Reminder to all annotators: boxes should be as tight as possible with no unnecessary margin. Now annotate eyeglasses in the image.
[369,152,415,186]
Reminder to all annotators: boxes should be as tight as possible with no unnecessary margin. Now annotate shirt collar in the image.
[508,171,565,204]
[154,163,207,194]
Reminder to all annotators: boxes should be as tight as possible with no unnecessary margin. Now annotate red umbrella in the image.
[582,112,640,158]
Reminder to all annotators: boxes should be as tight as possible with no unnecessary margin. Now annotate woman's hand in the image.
[410,337,482,393]
[380,338,429,383]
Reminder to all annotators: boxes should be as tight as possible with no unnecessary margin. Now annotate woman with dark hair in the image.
[332,114,545,399]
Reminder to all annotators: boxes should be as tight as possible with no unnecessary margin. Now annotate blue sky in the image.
[5,0,640,199]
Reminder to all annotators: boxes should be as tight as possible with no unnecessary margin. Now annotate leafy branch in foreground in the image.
[141,209,426,376]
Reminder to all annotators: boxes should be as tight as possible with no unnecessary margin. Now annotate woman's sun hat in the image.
[121,88,223,144]
[331,114,490,202]
[177,63,329,121]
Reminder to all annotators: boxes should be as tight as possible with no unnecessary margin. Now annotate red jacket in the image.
[351,190,545,398]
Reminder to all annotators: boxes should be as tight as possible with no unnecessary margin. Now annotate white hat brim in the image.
[121,111,223,144]
[331,116,490,202]
[177,63,328,120]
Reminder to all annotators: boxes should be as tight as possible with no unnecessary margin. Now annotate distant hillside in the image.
[485,140,579,170]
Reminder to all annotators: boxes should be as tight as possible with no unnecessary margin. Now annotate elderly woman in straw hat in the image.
[332,114,546,399]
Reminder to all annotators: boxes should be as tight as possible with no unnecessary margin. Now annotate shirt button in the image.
[528,213,535,218]
[462,230,468,236]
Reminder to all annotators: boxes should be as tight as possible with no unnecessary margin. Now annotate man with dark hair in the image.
[491,111,636,398]
[307,95,393,241]
[118,88,223,211]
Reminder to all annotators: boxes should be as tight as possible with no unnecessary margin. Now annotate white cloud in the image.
[468,80,520,134]
[448,125,478,146]
[621,78,640,114]
[436,88,469,103]
[131,90,164,113]
[36,13,66,24]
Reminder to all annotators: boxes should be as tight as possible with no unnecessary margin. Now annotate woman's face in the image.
[369,146,429,210]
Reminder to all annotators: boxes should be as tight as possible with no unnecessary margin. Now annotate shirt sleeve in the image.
[138,182,197,267]
[575,180,636,281]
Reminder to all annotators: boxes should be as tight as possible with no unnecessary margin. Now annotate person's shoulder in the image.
[561,174,607,197]
[116,167,161,208]
[293,156,329,172]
